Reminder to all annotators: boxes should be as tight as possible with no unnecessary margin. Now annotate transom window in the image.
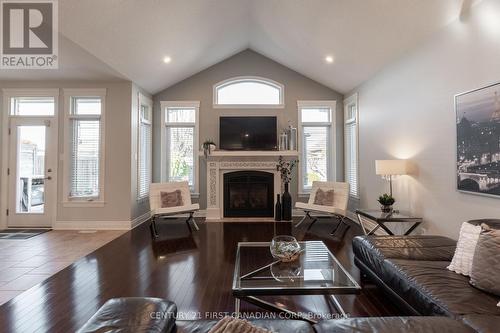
[213,76,284,108]
[10,96,55,116]
[298,101,336,193]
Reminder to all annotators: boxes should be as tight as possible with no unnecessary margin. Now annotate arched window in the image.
[213,76,284,108]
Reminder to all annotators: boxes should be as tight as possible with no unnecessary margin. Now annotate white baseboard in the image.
[131,211,151,229]
[53,219,132,230]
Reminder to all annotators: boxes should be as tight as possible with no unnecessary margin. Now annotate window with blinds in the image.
[69,97,102,198]
[164,106,197,189]
[299,104,334,192]
[344,95,359,198]
[138,104,152,199]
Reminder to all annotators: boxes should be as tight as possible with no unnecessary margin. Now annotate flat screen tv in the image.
[220,116,277,150]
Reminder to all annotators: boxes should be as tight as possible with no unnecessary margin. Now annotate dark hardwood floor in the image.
[0,218,400,332]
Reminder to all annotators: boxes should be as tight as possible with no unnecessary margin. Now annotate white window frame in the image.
[213,76,285,109]
[137,93,153,201]
[297,100,337,194]
[0,88,60,228]
[160,101,200,197]
[344,93,360,199]
[62,88,106,207]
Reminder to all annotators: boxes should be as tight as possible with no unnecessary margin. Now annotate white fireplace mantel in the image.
[199,150,298,157]
[204,151,297,221]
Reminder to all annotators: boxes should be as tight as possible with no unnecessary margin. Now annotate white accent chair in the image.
[149,181,200,237]
[295,181,350,235]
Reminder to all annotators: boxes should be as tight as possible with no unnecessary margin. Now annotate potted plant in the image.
[378,193,395,213]
[202,139,216,158]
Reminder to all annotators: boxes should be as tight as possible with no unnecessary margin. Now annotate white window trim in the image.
[344,93,360,199]
[213,76,285,109]
[0,88,60,228]
[137,93,153,201]
[297,100,337,195]
[62,88,107,207]
[160,101,200,197]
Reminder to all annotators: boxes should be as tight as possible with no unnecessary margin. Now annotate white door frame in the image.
[0,89,59,229]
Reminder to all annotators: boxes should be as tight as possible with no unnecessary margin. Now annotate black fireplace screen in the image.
[223,171,274,217]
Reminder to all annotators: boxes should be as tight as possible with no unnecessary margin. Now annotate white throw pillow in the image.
[447,222,482,276]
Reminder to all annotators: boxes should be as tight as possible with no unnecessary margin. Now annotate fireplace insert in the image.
[223,171,274,218]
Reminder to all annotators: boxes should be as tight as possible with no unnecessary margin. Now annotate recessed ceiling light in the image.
[163,56,172,64]
[325,55,334,64]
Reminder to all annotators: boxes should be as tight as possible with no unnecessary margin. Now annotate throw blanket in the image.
[208,316,273,333]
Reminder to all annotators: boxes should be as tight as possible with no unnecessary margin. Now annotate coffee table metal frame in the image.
[232,241,361,324]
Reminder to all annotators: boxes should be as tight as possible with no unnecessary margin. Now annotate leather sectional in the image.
[77,298,475,332]
[353,219,500,333]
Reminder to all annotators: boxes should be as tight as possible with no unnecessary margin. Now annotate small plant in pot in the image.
[378,194,395,213]
[202,139,216,158]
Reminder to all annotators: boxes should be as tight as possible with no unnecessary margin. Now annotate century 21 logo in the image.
[1,0,58,68]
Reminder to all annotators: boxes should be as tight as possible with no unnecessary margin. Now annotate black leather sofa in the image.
[77,297,474,332]
[353,219,500,333]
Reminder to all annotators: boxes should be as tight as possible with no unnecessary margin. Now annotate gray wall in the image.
[353,0,500,239]
[153,49,344,208]
[0,80,134,225]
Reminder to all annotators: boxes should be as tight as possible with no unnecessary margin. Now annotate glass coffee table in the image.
[232,241,361,323]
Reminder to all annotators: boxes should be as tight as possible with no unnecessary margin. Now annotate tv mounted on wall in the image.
[219,116,277,150]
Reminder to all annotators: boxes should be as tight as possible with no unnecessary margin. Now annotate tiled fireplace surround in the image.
[205,152,298,221]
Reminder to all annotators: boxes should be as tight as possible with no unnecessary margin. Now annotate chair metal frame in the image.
[295,181,350,236]
[149,181,199,238]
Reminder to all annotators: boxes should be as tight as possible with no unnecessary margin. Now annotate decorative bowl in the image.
[270,235,301,262]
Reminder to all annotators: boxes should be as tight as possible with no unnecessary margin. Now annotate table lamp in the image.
[375,160,409,196]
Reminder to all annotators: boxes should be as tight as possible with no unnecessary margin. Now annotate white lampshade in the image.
[375,160,409,176]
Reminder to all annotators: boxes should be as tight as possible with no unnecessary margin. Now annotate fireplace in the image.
[223,171,274,218]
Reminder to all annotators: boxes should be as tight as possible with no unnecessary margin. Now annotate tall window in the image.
[64,89,106,203]
[137,95,152,200]
[344,94,359,198]
[298,101,336,192]
[161,101,199,193]
[213,76,284,108]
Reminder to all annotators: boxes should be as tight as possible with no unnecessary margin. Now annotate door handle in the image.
[44,176,52,180]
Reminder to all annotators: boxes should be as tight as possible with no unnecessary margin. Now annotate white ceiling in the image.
[4,0,469,94]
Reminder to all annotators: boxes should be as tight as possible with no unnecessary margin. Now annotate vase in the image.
[282,183,292,221]
[275,194,282,221]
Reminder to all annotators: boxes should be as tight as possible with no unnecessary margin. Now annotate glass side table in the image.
[356,209,423,236]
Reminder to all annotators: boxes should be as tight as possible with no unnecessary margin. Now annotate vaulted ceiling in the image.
[2,0,471,94]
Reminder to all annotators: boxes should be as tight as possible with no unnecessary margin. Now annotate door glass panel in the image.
[16,126,46,213]
[10,97,55,116]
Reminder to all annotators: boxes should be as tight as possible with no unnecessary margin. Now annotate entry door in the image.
[7,118,57,227]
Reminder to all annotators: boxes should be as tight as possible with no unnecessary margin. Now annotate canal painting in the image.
[456,83,500,197]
